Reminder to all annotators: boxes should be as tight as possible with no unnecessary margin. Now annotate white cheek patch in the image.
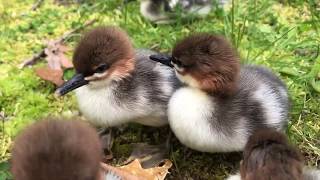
[175,71,200,88]
[85,71,108,81]
[174,64,184,72]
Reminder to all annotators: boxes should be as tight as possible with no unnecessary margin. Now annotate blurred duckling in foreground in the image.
[227,128,320,180]
[11,118,103,180]
[150,34,289,153]
[11,118,172,180]
[56,26,179,128]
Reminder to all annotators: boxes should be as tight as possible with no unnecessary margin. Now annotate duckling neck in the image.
[206,81,238,98]
[198,69,240,97]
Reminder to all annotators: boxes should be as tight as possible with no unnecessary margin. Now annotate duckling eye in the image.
[172,57,189,68]
[95,64,109,73]
[172,57,182,67]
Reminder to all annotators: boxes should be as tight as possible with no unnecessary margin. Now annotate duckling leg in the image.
[98,127,115,161]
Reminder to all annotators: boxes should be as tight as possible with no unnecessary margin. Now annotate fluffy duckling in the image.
[11,118,103,180]
[140,0,213,23]
[56,26,179,127]
[227,128,320,180]
[150,34,289,152]
[11,118,165,180]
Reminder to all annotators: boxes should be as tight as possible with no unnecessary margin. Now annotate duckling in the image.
[56,26,179,128]
[11,118,103,180]
[226,128,320,180]
[140,0,213,24]
[149,34,289,153]
[11,118,169,180]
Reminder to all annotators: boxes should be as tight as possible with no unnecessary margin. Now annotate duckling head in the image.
[150,34,240,96]
[240,128,304,180]
[56,26,135,96]
[11,118,102,180]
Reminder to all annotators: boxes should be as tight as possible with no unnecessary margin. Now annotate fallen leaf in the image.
[101,163,140,180]
[100,159,172,180]
[124,143,169,169]
[35,40,73,86]
[45,40,73,69]
[35,67,64,86]
[44,47,62,70]
[59,53,73,68]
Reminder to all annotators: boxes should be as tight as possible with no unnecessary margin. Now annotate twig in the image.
[31,0,44,11]
[19,51,46,68]
[19,19,97,68]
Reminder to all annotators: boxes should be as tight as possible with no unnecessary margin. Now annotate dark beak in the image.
[149,54,173,68]
[55,73,88,96]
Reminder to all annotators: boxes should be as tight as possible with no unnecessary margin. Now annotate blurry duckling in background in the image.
[140,0,223,23]
[150,34,289,153]
[227,128,320,180]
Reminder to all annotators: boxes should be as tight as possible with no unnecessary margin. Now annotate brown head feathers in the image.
[11,118,102,180]
[240,128,304,180]
[73,26,135,78]
[172,33,240,96]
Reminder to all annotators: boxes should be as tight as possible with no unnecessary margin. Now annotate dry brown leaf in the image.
[44,40,73,69]
[34,40,73,86]
[100,159,172,180]
[59,53,73,68]
[35,67,64,86]
[100,163,140,180]
[124,143,168,169]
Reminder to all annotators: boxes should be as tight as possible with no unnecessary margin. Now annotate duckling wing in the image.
[239,65,289,130]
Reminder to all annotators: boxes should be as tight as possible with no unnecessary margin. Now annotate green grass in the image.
[0,0,319,179]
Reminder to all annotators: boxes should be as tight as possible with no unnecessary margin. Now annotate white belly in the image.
[168,87,248,152]
[75,85,167,127]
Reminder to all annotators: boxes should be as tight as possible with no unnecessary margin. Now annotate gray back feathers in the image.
[212,65,289,136]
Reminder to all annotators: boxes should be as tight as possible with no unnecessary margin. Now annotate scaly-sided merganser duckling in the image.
[55,26,179,128]
[11,118,103,180]
[226,128,320,180]
[140,0,213,23]
[149,34,289,153]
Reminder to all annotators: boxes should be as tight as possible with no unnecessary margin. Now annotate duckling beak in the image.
[55,73,88,96]
[149,54,174,68]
